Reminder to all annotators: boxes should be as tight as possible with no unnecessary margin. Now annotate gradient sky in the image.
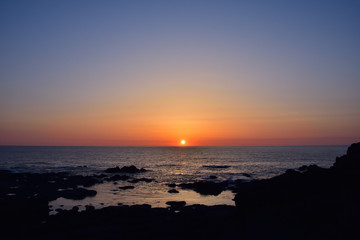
[1,0,359,146]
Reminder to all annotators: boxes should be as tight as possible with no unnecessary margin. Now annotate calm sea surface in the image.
[0,146,347,211]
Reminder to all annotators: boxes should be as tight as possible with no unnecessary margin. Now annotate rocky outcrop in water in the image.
[118,185,135,190]
[61,188,97,200]
[0,171,103,238]
[0,171,102,201]
[180,181,227,196]
[105,174,130,181]
[104,165,146,173]
[168,189,179,193]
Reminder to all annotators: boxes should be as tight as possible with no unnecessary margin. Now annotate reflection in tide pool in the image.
[49,181,235,214]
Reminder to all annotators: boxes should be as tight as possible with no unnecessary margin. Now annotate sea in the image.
[0,145,347,213]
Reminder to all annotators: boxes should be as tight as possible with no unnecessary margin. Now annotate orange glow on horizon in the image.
[1,71,359,147]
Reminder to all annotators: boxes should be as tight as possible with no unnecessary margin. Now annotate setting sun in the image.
[181,140,186,145]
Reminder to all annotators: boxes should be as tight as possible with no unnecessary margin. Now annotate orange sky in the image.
[1,1,360,146]
[1,66,359,146]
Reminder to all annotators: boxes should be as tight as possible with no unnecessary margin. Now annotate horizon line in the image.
[0,144,349,147]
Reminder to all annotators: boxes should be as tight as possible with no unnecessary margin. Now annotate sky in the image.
[0,0,359,146]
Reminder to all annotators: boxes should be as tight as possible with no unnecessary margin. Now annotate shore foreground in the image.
[1,143,359,239]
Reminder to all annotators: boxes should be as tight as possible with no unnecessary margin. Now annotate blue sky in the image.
[1,0,359,145]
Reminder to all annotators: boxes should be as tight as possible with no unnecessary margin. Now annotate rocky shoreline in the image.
[233,142,360,239]
[0,143,359,239]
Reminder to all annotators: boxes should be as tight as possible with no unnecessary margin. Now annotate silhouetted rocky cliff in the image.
[234,142,360,239]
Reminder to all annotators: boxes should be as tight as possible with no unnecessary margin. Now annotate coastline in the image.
[0,143,359,239]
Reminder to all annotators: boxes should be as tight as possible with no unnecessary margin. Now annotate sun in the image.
[180,140,186,145]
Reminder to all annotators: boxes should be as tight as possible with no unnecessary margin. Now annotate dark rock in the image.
[333,142,360,171]
[347,142,360,157]
[168,189,179,193]
[233,142,360,239]
[209,175,217,179]
[180,181,227,196]
[94,174,108,178]
[167,183,177,188]
[242,173,251,178]
[104,166,121,173]
[60,188,97,200]
[298,164,322,173]
[0,169,11,174]
[166,201,186,210]
[128,177,154,183]
[64,175,101,188]
[104,165,146,173]
[130,204,152,211]
[106,175,130,181]
[138,177,154,182]
[298,165,308,171]
[71,206,79,212]
[118,186,135,190]
[85,205,95,211]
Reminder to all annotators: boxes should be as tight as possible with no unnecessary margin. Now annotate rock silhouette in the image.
[118,186,135,190]
[104,165,146,173]
[180,181,227,196]
[234,142,360,239]
[168,189,179,193]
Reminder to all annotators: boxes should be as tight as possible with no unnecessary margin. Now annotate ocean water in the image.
[0,145,347,211]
